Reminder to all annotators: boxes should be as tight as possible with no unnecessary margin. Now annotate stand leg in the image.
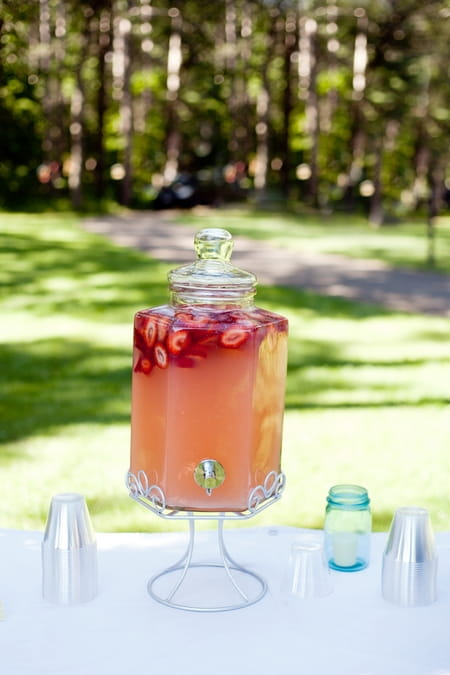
[217,520,249,603]
[147,518,267,612]
[165,518,196,602]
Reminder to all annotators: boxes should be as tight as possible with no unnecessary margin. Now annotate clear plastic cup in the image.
[42,493,98,605]
[281,539,333,601]
[382,506,437,607]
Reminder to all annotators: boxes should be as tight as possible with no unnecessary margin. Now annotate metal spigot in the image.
[194,459,225,496]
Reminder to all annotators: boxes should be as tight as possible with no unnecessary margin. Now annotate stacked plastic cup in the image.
[382,506,437,607]
[42,493,98,605]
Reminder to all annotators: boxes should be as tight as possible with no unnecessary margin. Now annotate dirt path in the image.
[81,210,450,318]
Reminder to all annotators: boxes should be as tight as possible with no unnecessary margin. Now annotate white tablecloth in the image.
[1,526,450,675]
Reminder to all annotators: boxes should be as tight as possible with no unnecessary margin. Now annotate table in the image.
[1,526,450,675]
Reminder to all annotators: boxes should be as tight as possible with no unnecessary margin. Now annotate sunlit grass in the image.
[271,405,450,532]
[0,212,449,534]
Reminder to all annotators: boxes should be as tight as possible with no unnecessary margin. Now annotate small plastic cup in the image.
[382,506,437,607]
[42,493,98,605]
[281,539,333,601]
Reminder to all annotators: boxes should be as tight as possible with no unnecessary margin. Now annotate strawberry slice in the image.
[157,318,170,343]
[219,327,250,349]
[174,311,195,325]
[167,329,190,355]
[140,357,153,374]
[141,316,158,348]
[134,354,153,374]
[195,331,219,348]
[175,311,210,332]
[133,329,147,354]
[154,343,168,369]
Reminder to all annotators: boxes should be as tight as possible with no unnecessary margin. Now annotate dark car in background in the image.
[152,174,217,209]
[152,171,248,210]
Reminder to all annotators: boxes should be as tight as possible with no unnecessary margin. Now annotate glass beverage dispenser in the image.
[129,228,288,513]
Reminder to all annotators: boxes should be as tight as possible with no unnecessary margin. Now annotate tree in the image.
[0,0,448,220]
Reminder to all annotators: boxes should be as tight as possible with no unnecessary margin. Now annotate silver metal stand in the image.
[147,518,267,612]
[126,470,285,612]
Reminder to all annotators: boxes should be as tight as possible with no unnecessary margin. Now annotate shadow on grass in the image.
[5,229,393,322]
[1,215,449,450]
[257,286,450,409]
[1,224,171,320]
[257,284,393,319]
[0,338,131,449]
[285,345,450,409]
[2,331,448,452]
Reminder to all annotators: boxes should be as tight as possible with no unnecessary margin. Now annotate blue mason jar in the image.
[324,484,371,572]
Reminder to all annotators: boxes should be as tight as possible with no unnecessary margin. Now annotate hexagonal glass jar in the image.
[129,228,289,512]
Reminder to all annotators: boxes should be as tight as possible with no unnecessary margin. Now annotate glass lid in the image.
[168,228,257,293]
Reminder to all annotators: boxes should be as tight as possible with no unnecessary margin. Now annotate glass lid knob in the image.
[194,228,233,261]
[168,228,256,292]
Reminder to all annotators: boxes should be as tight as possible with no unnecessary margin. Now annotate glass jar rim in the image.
[326,484,370,508]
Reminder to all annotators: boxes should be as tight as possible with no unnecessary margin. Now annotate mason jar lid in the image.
[168,228,257,294]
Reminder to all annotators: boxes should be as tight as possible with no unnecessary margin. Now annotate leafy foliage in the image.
[0,0,449,217]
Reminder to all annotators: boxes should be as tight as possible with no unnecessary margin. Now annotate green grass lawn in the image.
[1,211,449,534]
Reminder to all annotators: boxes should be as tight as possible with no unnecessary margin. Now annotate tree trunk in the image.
[280,10,297,198]
[413,140,430,208]
[162,14,182,185]
[224,0,237,72]
[343,111,366,208]
[94,5,112,200]
[163,8,183,185]
[253,11,278,203]
[254,86,269,201]
[369,140,383,227]
[224,0,252,164]
[427,158,445,267]
[39,0,59,163]
[343,11,368,207]
[68,76,84,209]
[298,16,319,207]
[113,2,133,205]
[133,0,154,136]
